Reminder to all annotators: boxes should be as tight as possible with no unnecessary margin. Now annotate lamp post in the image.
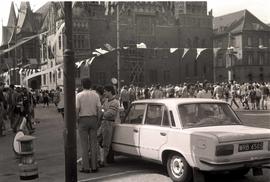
[226,46,236,82]
[63,2,77,182]
[116,3,120,94]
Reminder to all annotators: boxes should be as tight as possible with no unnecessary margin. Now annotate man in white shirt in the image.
[76,78,101,173]
[213,83,223,100]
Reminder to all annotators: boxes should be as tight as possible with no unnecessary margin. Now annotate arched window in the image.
[49,72,52,83]
[58,69,62,79]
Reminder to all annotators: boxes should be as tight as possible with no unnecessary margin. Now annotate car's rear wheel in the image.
[166,153,192,182]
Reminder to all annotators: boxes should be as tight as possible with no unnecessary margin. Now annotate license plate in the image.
[238,142,263,152]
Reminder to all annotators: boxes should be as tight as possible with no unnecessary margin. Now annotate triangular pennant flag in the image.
[181,48,189,59]
[84,58,90,67]
[88,57,96,66]
[170,48,178,53]
[136,43,147,49]
[75,60,84,68]
[92,51,101,56]
[259,45,268,49]
[104,1,109,15]
[19,69,23,75]
[104,43,115,51]
[95,48,109,55]
[196,48,207,59]
[110,5,114,15]
[72,2,77,8]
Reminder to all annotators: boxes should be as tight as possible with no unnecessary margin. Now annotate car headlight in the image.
[216,144,234,156]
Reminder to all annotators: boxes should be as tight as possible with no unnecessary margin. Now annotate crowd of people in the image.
[0,82,37,136]
[0,82,63,137]
[119,80,270,111]
[1,79,269,173]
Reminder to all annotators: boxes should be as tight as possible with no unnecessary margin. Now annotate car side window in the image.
[169,111,176,127]
[124,104,146,124]
[162,108,170,127]
[145,104,164,126]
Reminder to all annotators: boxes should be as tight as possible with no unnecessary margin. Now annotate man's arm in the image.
[103,100,119,121]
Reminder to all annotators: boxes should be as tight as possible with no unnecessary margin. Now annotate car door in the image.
[139,104,169,160]
[112,103,146,156]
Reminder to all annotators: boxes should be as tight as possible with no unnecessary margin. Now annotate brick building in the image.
[1,2,213,88]
[0,2,44,88]
[213,10,270,83]
[87,1,213,86]
[37,1,213,89]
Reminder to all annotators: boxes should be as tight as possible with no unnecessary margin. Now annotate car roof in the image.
[133,98,227,105]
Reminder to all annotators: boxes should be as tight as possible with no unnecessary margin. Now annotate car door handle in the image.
[160,132,167,136]
[133,129,139,133]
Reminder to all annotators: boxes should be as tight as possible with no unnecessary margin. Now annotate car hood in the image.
[186,125,270,143]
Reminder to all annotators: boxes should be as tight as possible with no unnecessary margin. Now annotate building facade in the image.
[83,2,213,87]
[0,2,43,88]
[2,2,270,88]
[37,1,213,89]
[213,10,270,83]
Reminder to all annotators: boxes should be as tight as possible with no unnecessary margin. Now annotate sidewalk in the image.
[0,105,130,182]
[0,105,66,182]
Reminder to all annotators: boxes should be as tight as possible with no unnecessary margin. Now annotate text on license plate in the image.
[238,142,263,152]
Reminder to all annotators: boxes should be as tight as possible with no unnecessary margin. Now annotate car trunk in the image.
[187,125,270,143]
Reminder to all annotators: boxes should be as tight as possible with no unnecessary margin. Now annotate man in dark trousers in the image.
[76,78,101,173]
[99,85,119,166]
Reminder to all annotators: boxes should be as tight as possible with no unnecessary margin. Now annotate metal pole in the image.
[13,30,17,84]
[116,3,120,94]
[213,50,216,83]
[63,2,77,182]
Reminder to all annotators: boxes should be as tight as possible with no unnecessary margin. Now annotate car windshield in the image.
[178,103,242,128]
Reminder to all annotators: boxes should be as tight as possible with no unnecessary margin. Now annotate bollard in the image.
[16,135,38,180]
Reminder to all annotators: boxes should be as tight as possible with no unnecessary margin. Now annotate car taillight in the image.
[216,144,234,156]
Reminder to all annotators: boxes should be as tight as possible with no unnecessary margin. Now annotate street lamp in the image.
[226,46,237,82]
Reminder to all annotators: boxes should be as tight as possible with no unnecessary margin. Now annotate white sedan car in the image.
[112,98,270,182]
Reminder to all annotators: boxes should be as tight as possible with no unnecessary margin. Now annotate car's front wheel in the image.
[166,153,192,182]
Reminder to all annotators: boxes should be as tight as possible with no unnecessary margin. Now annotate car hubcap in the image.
[170,156,184,178]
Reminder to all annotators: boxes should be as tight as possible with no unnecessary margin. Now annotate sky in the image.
[1,0,270,43]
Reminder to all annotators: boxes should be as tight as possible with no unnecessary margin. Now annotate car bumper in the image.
[199,157,270,171]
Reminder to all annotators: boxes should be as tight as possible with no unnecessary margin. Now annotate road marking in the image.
[78,170,146,182]
[243,113,270,116]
